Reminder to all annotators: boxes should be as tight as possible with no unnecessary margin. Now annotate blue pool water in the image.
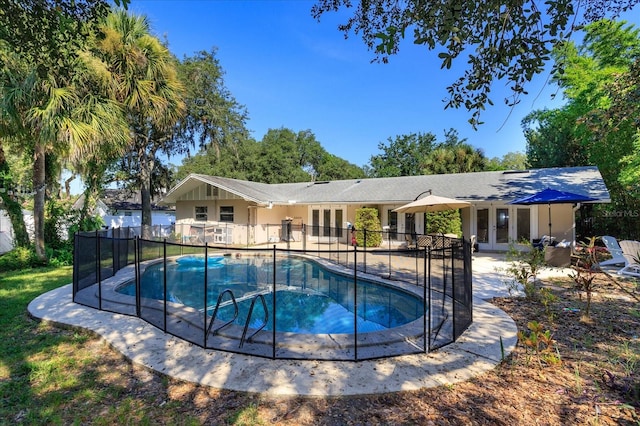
[117,255,424,334]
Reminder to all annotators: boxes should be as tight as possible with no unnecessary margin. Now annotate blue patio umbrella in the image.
[509,187,596,237]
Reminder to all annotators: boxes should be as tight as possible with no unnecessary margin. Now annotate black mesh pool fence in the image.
[72,232,473,361]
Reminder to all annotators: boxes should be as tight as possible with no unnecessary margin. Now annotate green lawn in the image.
[0,267,244,425]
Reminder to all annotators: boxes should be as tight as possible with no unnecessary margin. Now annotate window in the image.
[388,210,398,240]
[323,209,331,236]
[220,206,234,222]
[335,209,343,237]
[311,209,319,236]
[195,206,208,221]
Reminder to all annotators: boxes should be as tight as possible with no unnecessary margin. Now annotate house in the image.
[73,189,175,235]
[160,166,610,250]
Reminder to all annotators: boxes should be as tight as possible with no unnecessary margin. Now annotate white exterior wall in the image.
[103,210,175,229]
[540,204,574,242]
[0,209,33,254]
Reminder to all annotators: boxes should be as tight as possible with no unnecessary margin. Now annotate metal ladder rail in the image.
[206,289,239,337]
[239,294,269,348]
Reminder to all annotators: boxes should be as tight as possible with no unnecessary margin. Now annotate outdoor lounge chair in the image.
[617,240,640,278]
[600,236,627,266]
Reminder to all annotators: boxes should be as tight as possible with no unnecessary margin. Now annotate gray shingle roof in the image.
[161,166,610,206]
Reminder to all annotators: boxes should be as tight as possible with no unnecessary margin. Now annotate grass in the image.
[0,267,94,424]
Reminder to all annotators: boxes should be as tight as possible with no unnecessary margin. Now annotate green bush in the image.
[0,246,39,271]
[504,239,546,299]
[355,208,382,247]
[46,244,74,267]
[426,210,462,235]
[0,242,74,271]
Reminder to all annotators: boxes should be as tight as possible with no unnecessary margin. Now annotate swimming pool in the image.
[117,254,425,334]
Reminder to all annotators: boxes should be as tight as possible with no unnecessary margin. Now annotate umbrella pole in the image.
[548,203,552,237]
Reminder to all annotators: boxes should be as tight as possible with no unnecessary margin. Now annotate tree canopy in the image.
[523,19,640,238]
[1,0,131,258]
[312,0,639,127]
[176,128,365,184]
[366,129,486,177]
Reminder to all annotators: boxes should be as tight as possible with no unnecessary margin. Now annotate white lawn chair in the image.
[600,235,627,266]
[617,240,640,278]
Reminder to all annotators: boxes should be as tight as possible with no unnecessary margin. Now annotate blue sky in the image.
[129,1,572,168]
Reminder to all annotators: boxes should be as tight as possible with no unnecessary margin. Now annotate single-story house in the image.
[73,189,175,234]
[160,166,610,251]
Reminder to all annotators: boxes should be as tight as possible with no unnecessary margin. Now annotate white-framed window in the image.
[195,206,208,221]
[220,206,234,222]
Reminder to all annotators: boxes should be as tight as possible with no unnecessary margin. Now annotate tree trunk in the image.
[33,142,47,261]
[139,152,153,240]
[64,174,75,199]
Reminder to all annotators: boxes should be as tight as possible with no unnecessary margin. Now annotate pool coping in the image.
[28,281,517,396]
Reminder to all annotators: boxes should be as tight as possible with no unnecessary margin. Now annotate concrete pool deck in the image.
[27,253,572,397]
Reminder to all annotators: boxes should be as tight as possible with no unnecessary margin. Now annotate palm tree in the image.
[1,37,129,259]
[95,11,186,238]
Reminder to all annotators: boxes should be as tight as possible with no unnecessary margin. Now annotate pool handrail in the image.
[239,294,269,348]
[206,289,239,338]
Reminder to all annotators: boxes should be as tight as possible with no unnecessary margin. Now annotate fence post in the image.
[424,248,429,353]
[204,242,209,346]
[72,232,78,302]
[353,244,358,361]
[135,237,140,317]
[112,229,117,274]
[272,245,277,359]
[96,230,102,311]
[363,229,367,274]
[163,239,167,332]
[302,224,306,251]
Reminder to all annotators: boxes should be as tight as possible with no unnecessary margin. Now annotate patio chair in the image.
[405,233,417,250]
[617,240,640,278]
[600,235,627,266]
[417,235,432,250]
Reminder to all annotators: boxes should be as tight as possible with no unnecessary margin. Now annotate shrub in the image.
[0,246,39,271]
[46,243,74,267]
[426,209,462,235]
[355,208,382,247]
[517,321,561,366]
[569,236,599,320]
[503,239,546,298]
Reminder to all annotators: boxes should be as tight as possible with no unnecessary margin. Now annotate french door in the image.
[309,205,346,241]
[475,205,532,251]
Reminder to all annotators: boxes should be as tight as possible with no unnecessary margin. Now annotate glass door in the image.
[495,208,510,244]
[476,205,531,251]
[388,210,398,240]
[309,205,347,241]
[476,208,490,251]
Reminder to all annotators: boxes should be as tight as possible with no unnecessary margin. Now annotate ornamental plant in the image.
[569,236,600,320]
[354,208,382,247]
